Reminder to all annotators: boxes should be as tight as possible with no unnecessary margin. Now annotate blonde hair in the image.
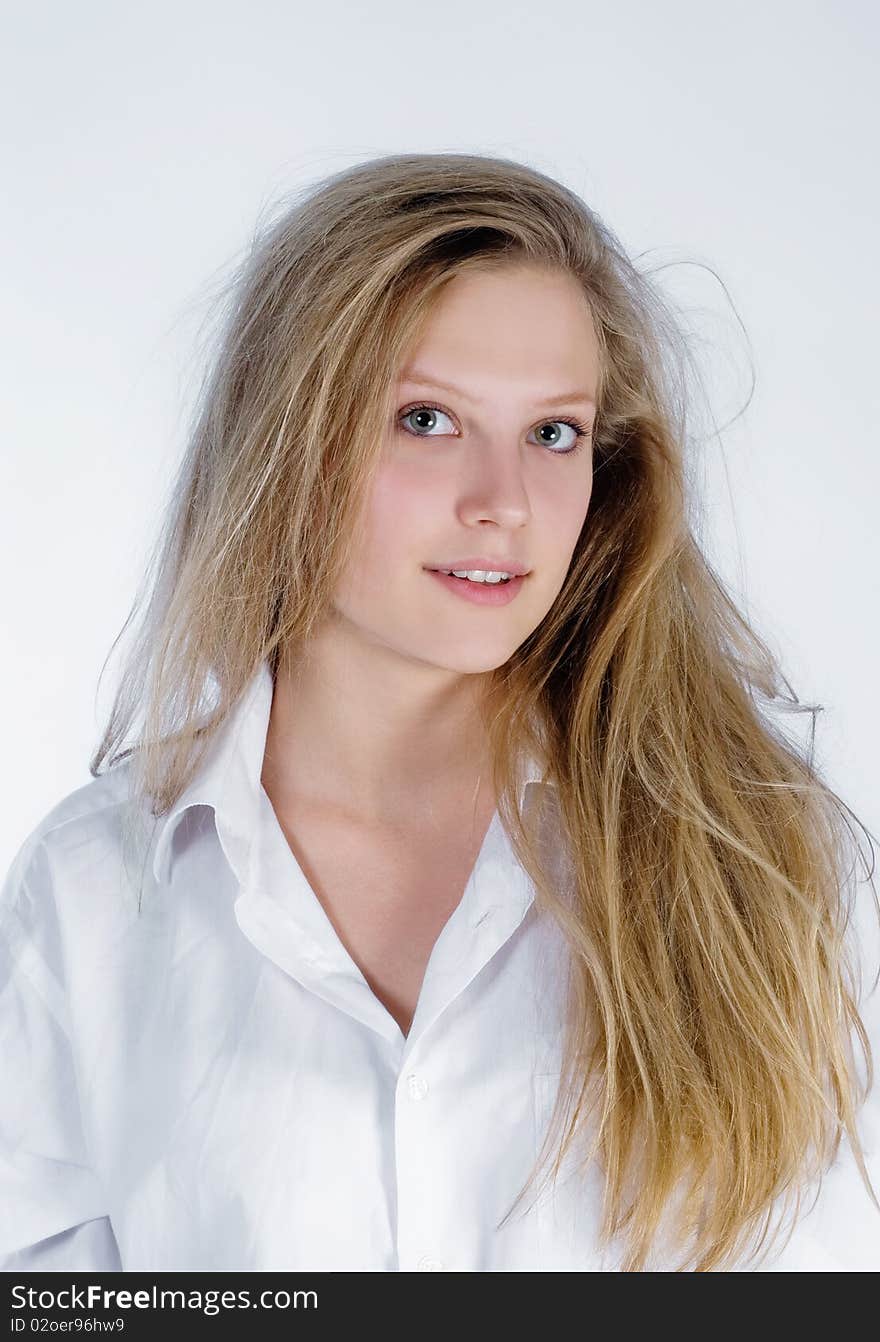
[92,152,879,1271]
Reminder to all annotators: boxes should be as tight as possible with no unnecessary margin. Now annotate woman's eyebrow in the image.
[399,368,596,410]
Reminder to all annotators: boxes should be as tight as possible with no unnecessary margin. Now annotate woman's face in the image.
[333,263,599,676]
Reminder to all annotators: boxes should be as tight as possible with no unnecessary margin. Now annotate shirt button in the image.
[406,1072,429,1100]
[417,1255,444,1271]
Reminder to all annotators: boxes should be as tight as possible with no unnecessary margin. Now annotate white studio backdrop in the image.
[1,0,877,876]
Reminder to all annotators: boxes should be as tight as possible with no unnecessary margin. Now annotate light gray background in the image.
[2,0,877,876]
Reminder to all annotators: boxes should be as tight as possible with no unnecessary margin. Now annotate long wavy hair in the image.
[91,151,879,1271]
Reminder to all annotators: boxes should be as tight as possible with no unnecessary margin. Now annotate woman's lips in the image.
[424,568,526,605]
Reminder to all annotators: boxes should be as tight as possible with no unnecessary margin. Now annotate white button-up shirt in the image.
[2,660,879,1271]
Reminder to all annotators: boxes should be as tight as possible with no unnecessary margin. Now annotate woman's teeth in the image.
[441,570,513,584]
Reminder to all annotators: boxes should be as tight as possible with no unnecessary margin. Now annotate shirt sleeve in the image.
[0,827,121,1271]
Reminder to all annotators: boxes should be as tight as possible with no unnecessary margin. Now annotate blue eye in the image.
[397,402,591,456]
[400,404,457,437]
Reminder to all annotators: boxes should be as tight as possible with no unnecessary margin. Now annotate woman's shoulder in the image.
[1,760,143,935]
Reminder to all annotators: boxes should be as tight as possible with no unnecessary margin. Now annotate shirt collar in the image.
[151,659,275,886]
[151,657,552,886]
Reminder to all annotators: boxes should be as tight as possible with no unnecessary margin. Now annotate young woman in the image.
[2,153,878,1273]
